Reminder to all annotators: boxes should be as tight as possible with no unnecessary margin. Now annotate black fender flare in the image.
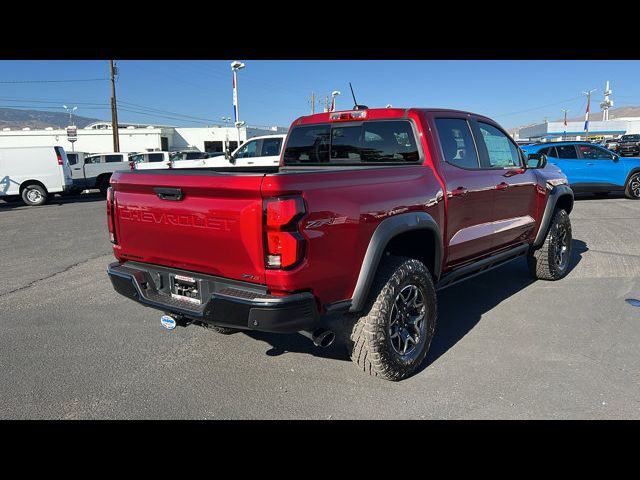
[349,212,442,313]
[533,184,574,247]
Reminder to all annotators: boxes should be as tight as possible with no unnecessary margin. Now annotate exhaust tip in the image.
[300,328,335,348]
[313,329,335,348]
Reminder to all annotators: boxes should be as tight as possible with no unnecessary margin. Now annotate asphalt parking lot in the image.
[1,192,639,419]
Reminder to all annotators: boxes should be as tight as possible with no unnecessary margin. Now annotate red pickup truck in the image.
[107,107,574,381]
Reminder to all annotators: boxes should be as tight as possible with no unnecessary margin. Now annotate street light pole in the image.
[231,60,246,149]
[331,90,341,112]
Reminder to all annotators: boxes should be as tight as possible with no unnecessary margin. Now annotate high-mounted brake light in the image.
[106,186,117,244]
[329,110,367,121]
[263,196,306,269]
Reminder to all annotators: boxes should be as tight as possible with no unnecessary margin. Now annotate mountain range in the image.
[0,108,102,130]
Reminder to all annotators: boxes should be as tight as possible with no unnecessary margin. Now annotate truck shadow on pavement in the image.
[418,237,588,373]
[0,192,105,210]
[245,238,589,372]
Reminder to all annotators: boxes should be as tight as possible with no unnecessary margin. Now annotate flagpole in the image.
[582,89,596,139]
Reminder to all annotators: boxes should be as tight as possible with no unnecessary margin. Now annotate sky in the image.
[1,60,639,130]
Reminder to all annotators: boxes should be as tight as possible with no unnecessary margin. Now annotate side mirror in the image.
[613,154,620,162]
[526,153,547,169]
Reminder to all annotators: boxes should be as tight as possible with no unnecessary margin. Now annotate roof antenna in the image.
[349,82,368,110]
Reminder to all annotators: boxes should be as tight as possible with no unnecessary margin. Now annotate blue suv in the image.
[522,141,640,199]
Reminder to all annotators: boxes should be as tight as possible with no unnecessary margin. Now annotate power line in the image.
[493,95,584,118]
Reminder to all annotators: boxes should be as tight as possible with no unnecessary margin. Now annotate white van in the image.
[0,146,73,206]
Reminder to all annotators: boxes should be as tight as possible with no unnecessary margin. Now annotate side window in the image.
[261,138,282,157]
[577,144,615,160]
[84,156,99,164]
[556,145,578,159]
[147,153,165,163]
[129,154,144,163]
[67,153,78,165]
[538,147,550,155]
[235,140,258,159]
[547,146,558,158]
[105,155,123,163]
[434,118,480,169]
[477,122,520,168]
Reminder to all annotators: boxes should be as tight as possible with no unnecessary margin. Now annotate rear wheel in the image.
[21,184,48,206]
[98,177,111,196]
[527,209,572,280]
[625,172,640,200]
[346,255,437,381]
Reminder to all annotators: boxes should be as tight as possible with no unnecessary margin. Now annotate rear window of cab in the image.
[283,120,420,165]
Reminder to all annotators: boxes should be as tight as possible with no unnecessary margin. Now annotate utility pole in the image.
[308,92,315,114]
[110,60,120,152]
[561,109,569,140]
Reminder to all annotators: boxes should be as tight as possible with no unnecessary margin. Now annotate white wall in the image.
[0,125,288,154]
[0,128,165,154]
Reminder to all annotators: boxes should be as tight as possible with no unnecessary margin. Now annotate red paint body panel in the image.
[108,108,568,314]
[110,171,267,283]
[261,165,444,303]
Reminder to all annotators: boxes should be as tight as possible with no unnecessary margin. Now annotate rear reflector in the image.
[329,110,367,121]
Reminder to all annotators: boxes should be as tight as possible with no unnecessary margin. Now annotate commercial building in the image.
[0,121,288,154]
[518,118,640,143]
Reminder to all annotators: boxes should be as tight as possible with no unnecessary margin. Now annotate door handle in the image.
[73,168,81,170]
[495,182,509,191]
[154,187,183,201]
[586,162,594,166]
[450,186,468,197]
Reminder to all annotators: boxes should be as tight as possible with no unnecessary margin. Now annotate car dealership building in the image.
[518,117,640,142]
[0,121,288,154]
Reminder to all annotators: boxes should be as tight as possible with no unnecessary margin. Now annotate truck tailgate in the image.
[110,171,267,284]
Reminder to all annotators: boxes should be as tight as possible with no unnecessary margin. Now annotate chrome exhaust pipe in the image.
[300,328,335,348]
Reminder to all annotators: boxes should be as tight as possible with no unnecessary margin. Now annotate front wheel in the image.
[527,209,572,280]
[346,256,437,381]
[625,172,640,200]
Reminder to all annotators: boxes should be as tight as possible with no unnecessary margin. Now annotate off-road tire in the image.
[347,255,437,381]
[527,209,572,280]
[21,184,48,206]
[624,172,640,200]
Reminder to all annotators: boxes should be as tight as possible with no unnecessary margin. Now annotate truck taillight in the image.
[263,196,305,269]
[106,186,117,244]
[56,151,63,165]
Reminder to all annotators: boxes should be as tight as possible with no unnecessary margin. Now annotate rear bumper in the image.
[107,261,319,333]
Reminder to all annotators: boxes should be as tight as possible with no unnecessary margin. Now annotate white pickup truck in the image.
[131,135,286,170]
[67,151,131,195]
